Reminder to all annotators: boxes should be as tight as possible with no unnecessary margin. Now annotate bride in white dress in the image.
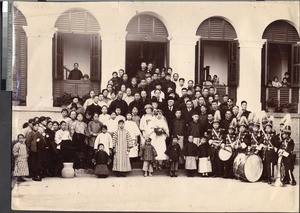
[149,109,169,169]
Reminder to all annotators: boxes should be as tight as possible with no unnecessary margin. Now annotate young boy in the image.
[261,122,280,184]
[198,136,211,177]
[182,135,198,177]
[222,125,236,178]
[165,135,182,177]
[187,113,202,146]
[208,119,224,177]
[279,126,296,185]
[94,125,113,156]
[171,110,185,149]
[139,138,157,177]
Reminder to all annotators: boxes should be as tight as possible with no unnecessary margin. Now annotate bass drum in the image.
[218,146,233,161]
[233,153,263,182]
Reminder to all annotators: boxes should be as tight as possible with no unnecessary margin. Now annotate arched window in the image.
[261,20,300,112]
[195,17,238,101]
[53,8,101,100]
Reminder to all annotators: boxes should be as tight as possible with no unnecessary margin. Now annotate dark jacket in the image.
[86,104,102,116]
[93,150,109,165]
[188,121,203,138]
[139,144,157,161]
[108,99,128,116]
[172,118,186,136]
[198,142,210,158]
[182,142,198,156]
[165,143,181,162]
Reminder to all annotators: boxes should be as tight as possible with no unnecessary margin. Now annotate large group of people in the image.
[12,62,296,186]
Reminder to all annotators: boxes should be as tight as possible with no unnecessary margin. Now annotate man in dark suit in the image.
[136,62,147,82]
[68,63,83,80]
[108,91,128,116]
[181,100,196,126]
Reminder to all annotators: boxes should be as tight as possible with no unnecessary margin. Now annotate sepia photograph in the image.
[10,1,299,212]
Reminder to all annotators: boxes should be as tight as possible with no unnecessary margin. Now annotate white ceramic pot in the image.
[61,162,75,178]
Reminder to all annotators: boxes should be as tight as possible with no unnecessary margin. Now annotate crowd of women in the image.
[12,63,297,186]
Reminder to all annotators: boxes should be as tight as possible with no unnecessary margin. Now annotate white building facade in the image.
[11,1,299,111]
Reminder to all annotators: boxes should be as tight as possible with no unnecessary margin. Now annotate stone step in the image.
[75,168,188,178]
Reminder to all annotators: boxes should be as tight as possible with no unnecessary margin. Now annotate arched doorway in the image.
[195,17,238,102]
[125,14,169,78]
[13,7,27,106]
[53,8,101,100]
[261,20,300,112]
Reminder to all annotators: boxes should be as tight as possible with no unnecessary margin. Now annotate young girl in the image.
[71,113,88,169]
[92,144,110,178]
[131,107,141,127]
[182,135,198,177]
[12,134,29,182]
[139,138,157,177]
[198,136,211,177]
[99,105,110,125]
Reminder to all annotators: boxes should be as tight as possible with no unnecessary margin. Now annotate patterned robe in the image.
[112,129,133,172]
[13,142,29,177]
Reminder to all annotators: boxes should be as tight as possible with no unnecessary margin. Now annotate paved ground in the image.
[12,166,299,212]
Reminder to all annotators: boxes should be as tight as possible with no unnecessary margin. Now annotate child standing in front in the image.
[198,136,211,177]
[165,135,182,177]
[92,143,110,178]
[12,134,29,182]
[182,135,198,177]
[139,137,157,177]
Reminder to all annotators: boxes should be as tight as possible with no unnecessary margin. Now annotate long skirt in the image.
[185,156,197,170]
[94,165,110,176]
[13,157,29,177]
[198,157,212,173]
[150,133,168,160]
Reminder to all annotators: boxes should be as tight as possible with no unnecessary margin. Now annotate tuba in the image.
[274,153,285,187]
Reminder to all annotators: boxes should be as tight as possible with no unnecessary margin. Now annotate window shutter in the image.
[53,32,64,80]
[55,9,100,33]
[196,38,205,84]
[126,15,168,42]
[90,34,101,81]
[227,41,239,86]
[263,20,300,43]
[13,7,27,102]
[291,44,300,87]
[196,17,237,40]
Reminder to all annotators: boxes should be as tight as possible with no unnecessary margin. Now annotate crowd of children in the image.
[12,62,297,186]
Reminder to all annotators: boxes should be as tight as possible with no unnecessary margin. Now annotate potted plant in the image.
[266,98,278,113]
[280,102,293,113]
[53,92,73,108]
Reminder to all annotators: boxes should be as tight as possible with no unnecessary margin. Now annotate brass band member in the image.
[208,119,224,177]
[222,124,236,178]
[261,122,280,184]
[279,126,296,186]
[250,122,262,155]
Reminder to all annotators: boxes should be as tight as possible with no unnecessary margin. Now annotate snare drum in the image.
[218,146,233,161]
[233,153,263,182]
